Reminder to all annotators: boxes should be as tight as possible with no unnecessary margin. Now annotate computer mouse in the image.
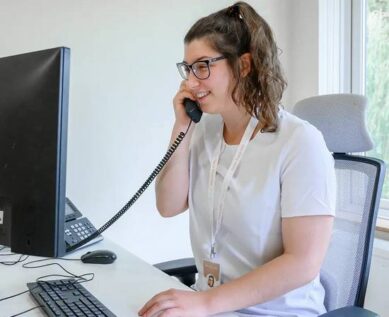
[81,249,117,264]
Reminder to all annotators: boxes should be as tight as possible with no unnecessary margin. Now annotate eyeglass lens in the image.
[179,61,210,80]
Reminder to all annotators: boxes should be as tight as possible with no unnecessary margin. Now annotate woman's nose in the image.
[186,72,200,90]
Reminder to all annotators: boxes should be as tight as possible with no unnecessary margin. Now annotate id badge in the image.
[203,259,221,288]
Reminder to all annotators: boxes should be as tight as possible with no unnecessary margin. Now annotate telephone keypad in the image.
[64,217,98,248]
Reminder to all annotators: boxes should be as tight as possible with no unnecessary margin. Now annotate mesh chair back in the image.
[293,94,385,311]
[321,155,384,311]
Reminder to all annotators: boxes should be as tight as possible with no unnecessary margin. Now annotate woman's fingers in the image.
[138,290,176,316]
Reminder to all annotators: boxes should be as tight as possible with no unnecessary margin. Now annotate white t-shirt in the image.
[188,110,336,316]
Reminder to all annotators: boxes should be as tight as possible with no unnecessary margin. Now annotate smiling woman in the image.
[143,1,336,317]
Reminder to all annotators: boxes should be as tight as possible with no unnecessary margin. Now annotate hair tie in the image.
[227,5,244,21]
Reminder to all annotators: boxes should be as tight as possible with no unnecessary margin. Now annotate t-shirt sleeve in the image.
[280,124,336,218]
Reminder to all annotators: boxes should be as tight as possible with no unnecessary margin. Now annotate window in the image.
[319,0,389,224]
[366,0,389,217]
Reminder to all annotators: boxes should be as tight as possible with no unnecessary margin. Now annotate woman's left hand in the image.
[138,288,210,317]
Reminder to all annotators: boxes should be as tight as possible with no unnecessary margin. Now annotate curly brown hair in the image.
[184,2,287,132]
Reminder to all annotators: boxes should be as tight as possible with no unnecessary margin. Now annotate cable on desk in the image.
[0,273,93,304]
[0,253,95,315]
[22,257,95,283]
[8,305,44,317]
[37,272,95,283]
[0,253,29,265]
[0,258,94,307]
[0,288,32,302]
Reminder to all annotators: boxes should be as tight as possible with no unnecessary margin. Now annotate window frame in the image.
[319,0,389,229]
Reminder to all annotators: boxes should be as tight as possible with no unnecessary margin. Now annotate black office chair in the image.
[155,93,386,317]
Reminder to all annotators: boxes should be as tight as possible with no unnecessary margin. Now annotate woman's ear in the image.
[240,53,252,77]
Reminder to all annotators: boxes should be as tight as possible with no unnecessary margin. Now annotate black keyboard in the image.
[27,279,116,317]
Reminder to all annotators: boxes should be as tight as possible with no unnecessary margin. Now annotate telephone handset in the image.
[184,98,202,123]
[66,98,202,253]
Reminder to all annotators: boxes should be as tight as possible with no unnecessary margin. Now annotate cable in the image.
[0,289,31,302]
[22,259,76,276]
[0,276,93,303]
[0,254,29,265]
[0,258,94,302]
[67,121,193,252]
[36,273,94,283]
[0,252,77,266]
[3,276,93,316]
[22,257,94,283]
[8,305,44,317]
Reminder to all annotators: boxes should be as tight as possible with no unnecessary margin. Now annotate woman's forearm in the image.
[204,215,333,315]
[204,252,319,315]
[155,122,194,217]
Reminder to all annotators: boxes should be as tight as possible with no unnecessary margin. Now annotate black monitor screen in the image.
[0,47,70,257]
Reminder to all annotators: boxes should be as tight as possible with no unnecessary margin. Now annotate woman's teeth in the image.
[196,91,210,99]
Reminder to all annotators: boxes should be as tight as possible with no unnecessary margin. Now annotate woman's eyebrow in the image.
[183,56,212,64]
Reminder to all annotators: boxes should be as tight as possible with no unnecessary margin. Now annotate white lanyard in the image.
[208,116,258,259]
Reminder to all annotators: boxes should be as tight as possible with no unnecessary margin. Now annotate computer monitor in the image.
[0,47,70,257]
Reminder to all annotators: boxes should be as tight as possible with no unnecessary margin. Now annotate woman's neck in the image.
[221,106,254,145]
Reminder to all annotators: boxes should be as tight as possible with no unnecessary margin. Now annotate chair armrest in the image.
[320,306,379,317]
[154,257,197,286]
[154,257,197,276]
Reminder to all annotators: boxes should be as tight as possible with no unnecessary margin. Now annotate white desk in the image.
[0,239,237,316]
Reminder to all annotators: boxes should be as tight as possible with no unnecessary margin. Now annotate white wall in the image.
[285,0,320,109]
[0,0,319,264]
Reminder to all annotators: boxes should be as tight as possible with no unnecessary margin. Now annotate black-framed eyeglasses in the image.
[176,56,226,80]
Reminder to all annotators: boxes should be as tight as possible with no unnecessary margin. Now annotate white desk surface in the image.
[0,239,237,316]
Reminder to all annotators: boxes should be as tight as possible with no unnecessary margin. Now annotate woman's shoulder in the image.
[278,109,324,143]
[275,109,332,159]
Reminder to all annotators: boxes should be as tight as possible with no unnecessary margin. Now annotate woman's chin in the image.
[198,101,222,115]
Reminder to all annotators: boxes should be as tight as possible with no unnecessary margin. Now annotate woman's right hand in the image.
[172,80,196,127]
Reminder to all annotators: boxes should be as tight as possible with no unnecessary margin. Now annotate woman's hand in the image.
[173,81,196,127]
[138,288,210,317]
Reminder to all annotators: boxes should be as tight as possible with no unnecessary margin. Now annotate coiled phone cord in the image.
[67,121,192,252]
